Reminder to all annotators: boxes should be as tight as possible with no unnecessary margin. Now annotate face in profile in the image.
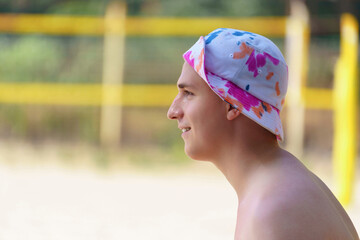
[167,62,230,160]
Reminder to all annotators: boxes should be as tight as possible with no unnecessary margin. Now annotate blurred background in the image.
[0,0,359,239]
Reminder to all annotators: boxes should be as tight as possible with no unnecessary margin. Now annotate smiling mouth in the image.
[181,127,191,133]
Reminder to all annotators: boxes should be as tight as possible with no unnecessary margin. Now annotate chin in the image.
[184,145,209,161]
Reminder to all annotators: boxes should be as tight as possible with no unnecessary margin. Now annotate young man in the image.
[167,28,359,239]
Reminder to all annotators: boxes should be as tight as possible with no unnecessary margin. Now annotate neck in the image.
[211,120,282,202]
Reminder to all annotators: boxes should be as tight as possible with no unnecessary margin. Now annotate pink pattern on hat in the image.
[183,51,195,68]
[206,71,277,117]
[246,51,280,78]
[225,81,260,111]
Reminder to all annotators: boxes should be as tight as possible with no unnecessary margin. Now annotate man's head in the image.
[167,62,240,160]
[167,28,288,159]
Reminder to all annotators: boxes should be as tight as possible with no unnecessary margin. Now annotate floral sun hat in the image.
[183,28,288,141]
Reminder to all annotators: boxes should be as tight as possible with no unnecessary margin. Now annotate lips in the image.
[179,126,191,134]
[181,127,191,133]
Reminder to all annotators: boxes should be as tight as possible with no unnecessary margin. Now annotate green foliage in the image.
[0,36,64,82]
[0,105,100,142]
[158,0,226,16]
[307,35,340,88]
[0,0,287,16]
[221,0,286,17]
[47,1,107,15]
[57,38,103,83]
[124,37,195,84]
[129,0,286,16]
[0,36,103,83]
[0,105,28,136]
[0,0,107,14]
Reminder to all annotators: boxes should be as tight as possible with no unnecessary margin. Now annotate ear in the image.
[226,104,241,120]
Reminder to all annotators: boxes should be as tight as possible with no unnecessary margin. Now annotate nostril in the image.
[168,111,177,120]
[167,107,176,120]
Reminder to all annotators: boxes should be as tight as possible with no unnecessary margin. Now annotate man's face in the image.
[167,62,229,160]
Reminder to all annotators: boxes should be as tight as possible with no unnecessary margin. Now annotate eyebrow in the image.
[177,83,194,89]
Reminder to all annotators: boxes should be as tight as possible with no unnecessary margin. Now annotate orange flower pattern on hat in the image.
[233,42,253,59]
[266,72,274,80]
[196,48,204,73]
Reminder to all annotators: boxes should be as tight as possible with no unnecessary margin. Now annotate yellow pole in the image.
[333,13,358,206]
[285,0,310,159]
[100,1,126,148]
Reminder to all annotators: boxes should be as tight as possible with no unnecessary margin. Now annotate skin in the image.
[167,62,359,240]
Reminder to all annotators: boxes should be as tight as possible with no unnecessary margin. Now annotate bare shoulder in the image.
[241,185,357,240]
[244,194,339,240]
[238,151,358,240]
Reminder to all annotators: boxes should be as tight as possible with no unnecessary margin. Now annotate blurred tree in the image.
[126,0,144,15]
[0,0,289,16]
[0,36,64,82]
[0,36,103,83]
[305,0,360,34]
[158,0,286,17]
[0,0,107,14]
[0,0,59,13]
[47,1,108,15]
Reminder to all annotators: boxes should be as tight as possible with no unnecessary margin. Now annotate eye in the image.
[183,90,194,96]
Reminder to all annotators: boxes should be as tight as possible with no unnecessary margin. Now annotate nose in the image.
[167,96,183,120]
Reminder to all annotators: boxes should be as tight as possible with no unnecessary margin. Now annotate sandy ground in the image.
[0,142,359,239]
[0,165,237,240]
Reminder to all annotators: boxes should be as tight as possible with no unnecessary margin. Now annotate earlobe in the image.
[227,107,241,120]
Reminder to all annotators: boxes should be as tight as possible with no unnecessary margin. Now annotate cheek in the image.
[194,110,225,145]
[184,124,222,160]
[200,120,223,143]
[184,104,227,160]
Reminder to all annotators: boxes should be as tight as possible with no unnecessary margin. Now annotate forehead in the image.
[177,62,206,89]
